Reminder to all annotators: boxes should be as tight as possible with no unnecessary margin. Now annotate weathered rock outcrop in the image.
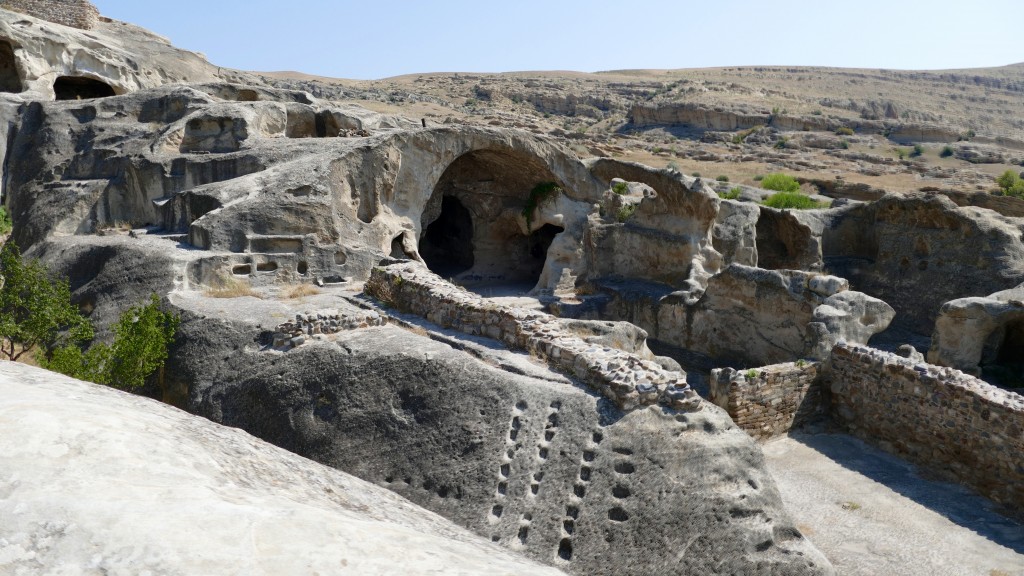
[1,0,99,30]
[0,361,567,575]
[928,282,1024,378]
[173,312,833,575]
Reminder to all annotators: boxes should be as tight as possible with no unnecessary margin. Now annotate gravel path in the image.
[764,433,1023,576]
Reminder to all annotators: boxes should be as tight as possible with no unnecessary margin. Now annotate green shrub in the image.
[996,169,1024,198]
[716,175,729,182]
[612,182,630,195]
[522,182,561,230]
[835,126,854,136]
[0,242,92,362]
[940,145,954,158]
[666,161,680,172]
[762,192,825,209]
[895,148,907,160]
[0,207,11,236]
[616,204,637,222]
[839,139,850,149]
[759,173,801,193]
[745,369,758,379]
[46,294,179,390]
[911,143,924,157]
[691,172,701,178]
[718,187,742,200]
[752,174,764,182]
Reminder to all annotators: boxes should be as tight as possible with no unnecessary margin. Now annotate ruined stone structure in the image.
[0,0,99,30]
[713,343,1024,511]
[709,362,823,440]
[365,261,701,412]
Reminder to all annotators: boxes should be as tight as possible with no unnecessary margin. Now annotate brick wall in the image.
[1,0,99,30]
[709,362,823,440]
[825,343,1024,510]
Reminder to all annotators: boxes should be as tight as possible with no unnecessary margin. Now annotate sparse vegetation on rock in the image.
[762,192,826,209]
[522,181,561,229]
[0,207,11,236]
[0,241,92,362]
[760,173,802,193]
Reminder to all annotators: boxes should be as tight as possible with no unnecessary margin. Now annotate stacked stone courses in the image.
[365,261,702,412]
[709,362,823,440]
[0,0,99,29]
[825,343,1024,510]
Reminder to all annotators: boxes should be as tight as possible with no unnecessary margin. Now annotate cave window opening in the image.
[981,319,1024,390]
[54,76,116,101]
[0,41,21,93]
[419,196,475,277]
[525,223,564,281]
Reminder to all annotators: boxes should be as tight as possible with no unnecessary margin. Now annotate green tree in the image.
[46,294,179,390]
[0,206,11,236]
[0,242,92,361]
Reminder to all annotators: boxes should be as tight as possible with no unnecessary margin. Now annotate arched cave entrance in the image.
[420,196,475,277]
[0,41,21,93]
[53,76,116,100]
[981,319,1024,390]
[419,149,568,290]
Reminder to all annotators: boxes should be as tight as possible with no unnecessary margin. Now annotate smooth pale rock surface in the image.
[0,361,565,576]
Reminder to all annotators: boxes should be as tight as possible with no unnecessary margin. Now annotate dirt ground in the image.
[763,433,1024,576]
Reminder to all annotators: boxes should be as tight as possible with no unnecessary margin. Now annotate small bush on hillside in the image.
[911,143,924,157]
[762,192,826,210]
[753,174,764,182]
[716,175,729,182]
[759,173,801,193]
[718,187,742,200]
[839,139,850,149]
[996,169,1024,198]
[616,204,637,222]
[691,172,701,178]
[835,127,854,136]
[940,145,954,158]
[0,207,11,236]
[612,182,630,195]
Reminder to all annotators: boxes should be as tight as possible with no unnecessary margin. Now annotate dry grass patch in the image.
[284,284,321,299]
[204,276,261,299]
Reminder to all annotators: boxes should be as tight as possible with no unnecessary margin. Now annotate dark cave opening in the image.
[981,319,1024,390]
[54,76,116,100]
[419,196,475,277]
[0,41,21,93]
[525,223,564,282]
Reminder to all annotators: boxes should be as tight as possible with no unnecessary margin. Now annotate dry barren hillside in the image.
[262,63,1024,196]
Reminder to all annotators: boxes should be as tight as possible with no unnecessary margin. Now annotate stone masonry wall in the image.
[1,0,99,29]
[708,362,823,441]
[826,343,1024,511]
[365,261,701,412]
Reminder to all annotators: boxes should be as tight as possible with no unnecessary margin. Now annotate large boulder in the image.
[0,361,565,575]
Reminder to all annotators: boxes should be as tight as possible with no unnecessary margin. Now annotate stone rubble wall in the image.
[1,0,100,30]
[825,343,1024,511]
[273,308,385,350]
[364,261,701,412]
[708,362,823,440]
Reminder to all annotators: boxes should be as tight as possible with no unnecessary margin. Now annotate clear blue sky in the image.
[91,1,1022,80]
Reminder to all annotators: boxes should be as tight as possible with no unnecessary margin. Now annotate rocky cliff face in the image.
[0,361,567,576]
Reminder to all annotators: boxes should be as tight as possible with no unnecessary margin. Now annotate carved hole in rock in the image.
[54,76,116,100]
[390,233,414,260]
[592,431,603,444]
[232,264,252,276]
[612,447,633,455]
[566,505,579,519]
[563,519,575,535]
[538,447,549,459]
[582,450,595,462]
[499,463,510,478]
[544,430,555,442]
[573,484,586,497]
[612,485,631,499]
[557,538,573,561]
[420,196,475,277]
[496,482,507,496]
[981,318,1024,389]
[579,466,592,481]
[608,507,629,522]
[0,41,21,93]
[517,526,529,544]
[422,149,571,290]
[256,262,278,273]
[491,504,503,518]
[297,261,308,275]
[236,89,259,101]
[334,250,347,265]
[614,462,636,474]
